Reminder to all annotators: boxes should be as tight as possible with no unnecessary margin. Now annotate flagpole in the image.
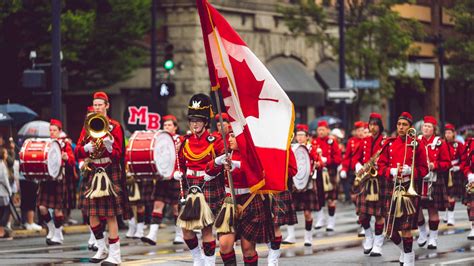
[212,89,237,211]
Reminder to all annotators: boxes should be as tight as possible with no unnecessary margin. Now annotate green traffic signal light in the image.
[164,59,174,71]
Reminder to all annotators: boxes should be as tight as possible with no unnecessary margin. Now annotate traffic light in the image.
[163,44,174,71]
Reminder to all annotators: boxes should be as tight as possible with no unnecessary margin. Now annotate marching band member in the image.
[214,113,231,137]
[269,148,298,265]
[174,93,225,265]
[377,112,428,266]
[141,114,184,245]
[206,130,274,266]
[416,116,450,249]
[462,135,474,240]
[355,113,387,256]
[76,91,130,265]
[37,119,75,245]
[286,124,322,246]
[443,123,465,226]
[312,120,342,231]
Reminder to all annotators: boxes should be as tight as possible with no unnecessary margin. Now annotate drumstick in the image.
[175,137,186,206]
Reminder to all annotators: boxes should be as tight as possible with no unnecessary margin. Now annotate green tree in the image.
[279,0,423,106]
[445,0,474,90]
[0,0,151,96]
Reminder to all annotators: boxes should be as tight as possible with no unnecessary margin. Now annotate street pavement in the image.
[1,203,473,265]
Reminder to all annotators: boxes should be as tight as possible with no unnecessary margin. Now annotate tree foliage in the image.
[279,0,423,103]
[445,0,474,90]
[0,0,151,93]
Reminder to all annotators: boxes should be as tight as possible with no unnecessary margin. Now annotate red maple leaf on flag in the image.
[229,56,266,119]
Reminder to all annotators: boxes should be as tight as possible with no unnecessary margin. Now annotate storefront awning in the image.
[267,57,324,107]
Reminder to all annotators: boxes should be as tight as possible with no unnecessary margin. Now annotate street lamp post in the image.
[51,0,61,120]
[438,34,446,133]
[338,0,347,130]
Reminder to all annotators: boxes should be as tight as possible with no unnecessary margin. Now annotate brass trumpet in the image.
[467,182,474,194]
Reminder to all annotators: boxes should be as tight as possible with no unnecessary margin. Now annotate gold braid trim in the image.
[183,139,215,161]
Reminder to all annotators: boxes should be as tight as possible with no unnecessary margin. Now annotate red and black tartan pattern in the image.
[271,190,298,226]
[385,181,420,231]
[355,177,388,217]
[184,177,225,217]
[65,175,77,209]
[446,171,465,199]
[462,191,474,221]
[37,180,69,210]
[130,179,155,205]
[292,180,321,211]
[233,194,275,244]
[79,164,131,219]
[153,179,181,205]
[420,174,449,211]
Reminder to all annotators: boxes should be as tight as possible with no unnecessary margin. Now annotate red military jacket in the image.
[57,137,76,168]
[178,130,224,179]
[446,140,465,168]
[206,150,248,189]
[361,134,385,164]
[377,135,429,181]
[307,144,324,171]
[341,136,363,172]
[75,117,124,166]
[419,135,451,173]
[462,138,474,177]
[311,136,342,168]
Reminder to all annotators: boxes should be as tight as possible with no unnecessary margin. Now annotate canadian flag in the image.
[197,0,295,192]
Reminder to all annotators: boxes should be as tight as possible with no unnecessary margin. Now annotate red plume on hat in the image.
[93,91,109,102]
[215,113,229,122]
[354,120,365,129]
[296,124,309,133]
[50,119,62,130]
[162,114,177,123]
[445,123,455,131]
[398,112,413,125]
[317,120,329,128]
[423,115,437,127]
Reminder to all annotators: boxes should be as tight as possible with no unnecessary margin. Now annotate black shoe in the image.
[468,236,474,240]
[326,228,334,232]
[314,226,322,230]
[46,238,58,246]
[369,252,381,257]
[304,242,312,247]
[418,241,426,247]
[427,244,437,250]
[101,261,118,266]
[88,244,98,251]
[173,240,184,245]
[363,248,372,255]
[141,236,156,245]
[89,257,106,263]
[447,223,454,227]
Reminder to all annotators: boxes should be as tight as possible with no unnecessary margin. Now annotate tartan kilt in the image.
[79,163,131,219]
[272,190,298,226]
[446,171,465,199]
[234,193,275,244]
[130,180,155,205]
[37,180,68,210]
[420,173,449,211]
[462,189,474,221]
[292,180,321,211]
[184,177,225,217]
[355,176,388,217]
[385,180,420,231]
[154,178,181,205]
[65,175,77,209]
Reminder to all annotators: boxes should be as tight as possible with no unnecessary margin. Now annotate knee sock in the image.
[54,215,64,229]
[328,206,336,216]
[429,220,440,231]
[137,212,145,223]
[390,230,401,245]
[221,249,236,265]
[418,216,425,226]
[270,235,282,250]
[203,240,216,256]
[109,236,119,244]
[374,223,384,236]
[402,237,413,253]
[359,216,370,230]
[184,236,199,250]
[305,220,313,231]
[448,201,455,211]
[243,253,258,266]
[91,224,104,240]
[151,212,163,225]
[41,212,52,223]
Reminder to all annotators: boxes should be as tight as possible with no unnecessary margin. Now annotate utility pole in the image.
[338,0,347,130]
[151,0,158,99]
[51,0,61,120]
[438,34,446,133]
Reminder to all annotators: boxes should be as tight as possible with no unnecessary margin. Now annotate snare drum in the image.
[20,138,62,181]
[126,130,176,180]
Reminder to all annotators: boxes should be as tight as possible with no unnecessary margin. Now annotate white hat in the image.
[331,128,344,139]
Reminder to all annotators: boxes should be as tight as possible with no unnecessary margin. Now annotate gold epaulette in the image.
[183,139,216,161]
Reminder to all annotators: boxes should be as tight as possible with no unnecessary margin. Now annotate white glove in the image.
[451,160,459,166]
[173,171,183,181]
[84,142,94,153]
[355,162,363,173]
[401,165,411,176]
[468,173,474,183]
[78,161,84,169]
[321,156,328,164]
[231,160,241,170]
[103,137,114,153]
[204,174,215,182]
[340,170,347,179]
[214,154,227,166]
[390,168,398,177]
[451,166,460,172]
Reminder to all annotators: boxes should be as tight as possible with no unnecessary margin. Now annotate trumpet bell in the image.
[87,114,109,139]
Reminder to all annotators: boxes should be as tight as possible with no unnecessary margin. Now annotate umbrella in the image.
[0,103,38,127]
[309,115,342,132]
[18,120,50,138]
[0,111,13,126]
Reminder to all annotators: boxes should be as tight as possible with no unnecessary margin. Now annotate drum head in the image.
[153,131,176,178]
[292,144,311,190]
[47,140,62,178]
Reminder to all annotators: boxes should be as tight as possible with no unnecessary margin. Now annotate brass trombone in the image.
[84,112,114,159]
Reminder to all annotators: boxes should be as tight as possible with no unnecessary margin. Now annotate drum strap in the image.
[183,140,215,161]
